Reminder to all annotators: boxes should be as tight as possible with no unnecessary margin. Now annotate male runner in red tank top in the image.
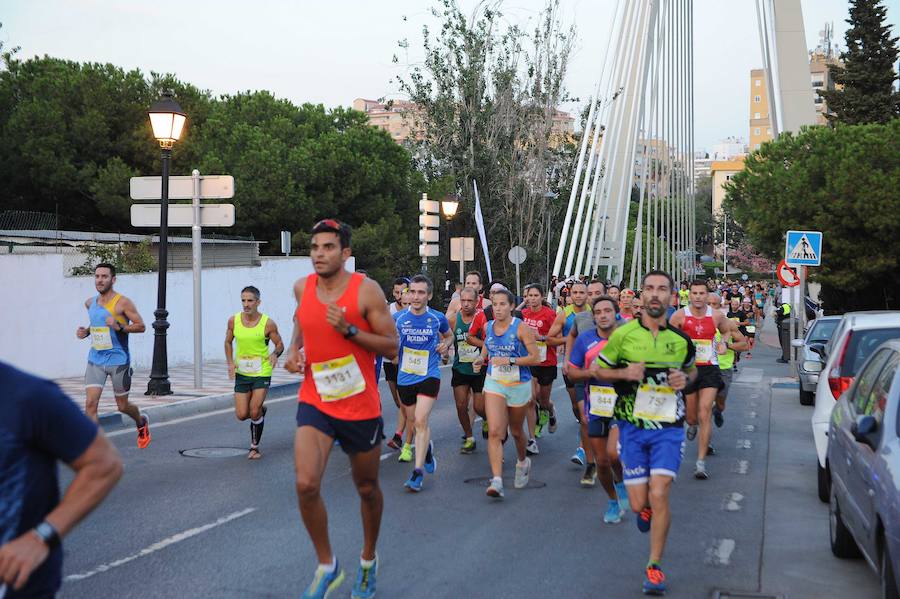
[285,219,398,599]
[668,280,747,480]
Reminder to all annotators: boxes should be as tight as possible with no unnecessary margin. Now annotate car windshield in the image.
[844,328,900,377]
[808,320,839,344]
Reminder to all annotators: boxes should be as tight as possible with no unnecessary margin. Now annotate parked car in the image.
[793,315,842,405]
[812,312,900,503]
[827,339,900,598]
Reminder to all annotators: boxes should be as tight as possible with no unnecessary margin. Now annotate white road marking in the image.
[736,439,752,449]
[747,411,758,419]
[380,452,392,461]
[741,424,756,432]
[723,492,744,512]
[735,368,764,384]
[64,507,257,582]
[706,539,736,566]
[733,460,750,474]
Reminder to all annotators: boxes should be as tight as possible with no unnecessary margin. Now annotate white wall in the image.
[0,254,352,379]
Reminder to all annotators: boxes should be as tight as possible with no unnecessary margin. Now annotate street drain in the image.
[712,592,783,599]
[463,476,546,489]
[180,447,248,458]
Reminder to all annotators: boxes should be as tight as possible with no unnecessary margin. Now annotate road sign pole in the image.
[459,257,464,288]
[515,260,521,298]
[191,169,203,389]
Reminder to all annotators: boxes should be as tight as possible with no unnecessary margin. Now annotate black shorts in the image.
[588,417,613,438]
[686,365,724,394]
[397,377,441,406]
[451,369,486,392]
[530,365,558,387]
[563,374,575,389]
[296,402,384,455]
[383,362,398,383]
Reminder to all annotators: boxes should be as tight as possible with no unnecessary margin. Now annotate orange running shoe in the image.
[643,564,666,595]
[137,414,151,449]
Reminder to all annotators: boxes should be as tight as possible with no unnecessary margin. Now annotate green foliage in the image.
[818,0,899,125]
[70,239,155,275]
[723,121,900,311]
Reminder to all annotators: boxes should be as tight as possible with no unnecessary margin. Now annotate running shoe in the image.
[351,558,377,599]
[404,469,424,492]
[685,424,697,441]
[481,420,489,439]
[713,406,724,428]
[707,444,716,456]
[571,446,586,466]
[615,481,628,505]
[398,444,413,463]
[536,408,550,437]
[642,564,666,595]
[548,406,557,433]
[526,438,539,456]
[603,500,626,524]
[460,438,476,454]
[301,561,345,599]
[694,460,709,480]
[136,414,151,449]
[387,433,402,450]
[514,457,532,489]
[424,441,437,474]
[486,477,505,499]
[636,507,653,533]
[580,463,597,487]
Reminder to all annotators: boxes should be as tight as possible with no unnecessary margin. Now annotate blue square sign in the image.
[785,230,823,266]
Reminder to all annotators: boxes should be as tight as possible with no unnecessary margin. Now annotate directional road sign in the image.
[776,259,800,287]
[130,204,235,228]
[451,237,475,262]
[785,230,822,266]
[130,175,235,200]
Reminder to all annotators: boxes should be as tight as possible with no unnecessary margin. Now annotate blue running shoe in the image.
[301,561,345,599]
[603,500,625,524]
[636,507,653,533]
[571,446,586,466]
[642,564,666,595]
[405,468,424,492]
[351,558,377,599]
[424,441,436,474]
[615,481,628,505]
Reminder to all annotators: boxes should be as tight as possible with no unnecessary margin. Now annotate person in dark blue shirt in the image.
[0,362,122,598]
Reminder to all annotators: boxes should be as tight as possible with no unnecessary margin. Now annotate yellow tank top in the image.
[233,312,272,377]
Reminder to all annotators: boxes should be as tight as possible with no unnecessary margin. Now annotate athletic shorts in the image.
[530,365,558,386]
[483,378,532,407]
[234,373,271,394]
[588,417,613,438]
[686,365,724,393]
[296,402,383,455]
[397,377,440,406]
[618,421,685,485]
[451,369,486,392]
[383,361,399,383]
[718,368,733,398]
[85,362,132,397]
[563,374,575,389]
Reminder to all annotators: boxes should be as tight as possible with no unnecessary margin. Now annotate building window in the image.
[754,95,761,103]
[754,127,761,136]
[754,143,761,149]
[814,97,824,104]
[812,80,824,87]
[766,128,772,135]
[755,79,761,87]
[754,112,761,119]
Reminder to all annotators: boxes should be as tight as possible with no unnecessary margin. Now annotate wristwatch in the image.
[34,521,60,549]
[509,357,517,366]
[344,324,359,339]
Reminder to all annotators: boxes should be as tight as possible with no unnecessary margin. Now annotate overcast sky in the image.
[3,0,897,151]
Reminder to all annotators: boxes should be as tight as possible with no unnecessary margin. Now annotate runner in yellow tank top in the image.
[225,286,284,459]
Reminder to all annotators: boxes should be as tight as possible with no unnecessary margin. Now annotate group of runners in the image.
[76,219,772,597]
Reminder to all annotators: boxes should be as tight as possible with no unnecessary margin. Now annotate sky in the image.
[2,0,897,152]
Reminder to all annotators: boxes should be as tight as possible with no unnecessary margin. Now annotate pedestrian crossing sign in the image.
[785,230,822,266]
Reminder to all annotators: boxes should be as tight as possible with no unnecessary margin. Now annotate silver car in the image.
[793,315,841,406]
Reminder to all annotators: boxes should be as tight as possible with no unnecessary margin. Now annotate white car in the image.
[812,311,900,503]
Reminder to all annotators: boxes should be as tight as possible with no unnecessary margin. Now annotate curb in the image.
[99,381,300,432]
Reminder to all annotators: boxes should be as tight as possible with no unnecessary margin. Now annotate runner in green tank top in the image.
[450,289,487,453]
[225,286,284,459]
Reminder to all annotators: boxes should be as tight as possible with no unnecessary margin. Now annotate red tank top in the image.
[681,306,718,366]
[522,305,558,366]
[297,272,380,420]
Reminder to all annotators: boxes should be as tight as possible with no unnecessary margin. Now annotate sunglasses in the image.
[312,218,342,233]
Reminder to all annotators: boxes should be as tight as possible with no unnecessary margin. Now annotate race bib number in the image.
[90,326,113,350]
[401,347,429,376]
[537,341,548,362]
[695,339,714,364]
[237,355,262,374]
[589,386,617,418]
[746,325,756,334]
[311,355,366,402]
[457,341,480,363]
[634,383,678,423]
[491,364,520,384]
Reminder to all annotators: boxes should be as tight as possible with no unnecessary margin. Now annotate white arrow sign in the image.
[130,175,235,200]
[130,204,235,228]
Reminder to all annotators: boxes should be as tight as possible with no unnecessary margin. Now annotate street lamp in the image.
[441,195,460,296]
[145,91,186,396]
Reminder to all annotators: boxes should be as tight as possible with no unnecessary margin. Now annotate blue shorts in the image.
[618,421,685,485]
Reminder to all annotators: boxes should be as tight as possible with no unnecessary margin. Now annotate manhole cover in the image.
[463,476,547,489]
[713,593,783,599]
[180,447,248,458]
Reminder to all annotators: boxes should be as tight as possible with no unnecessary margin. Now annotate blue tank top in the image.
[87,294,129,366]
[484,317,532,384]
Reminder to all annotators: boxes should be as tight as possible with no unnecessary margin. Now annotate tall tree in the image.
[819,0,900,125]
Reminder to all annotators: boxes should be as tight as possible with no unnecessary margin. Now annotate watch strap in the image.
[34,521,60,549]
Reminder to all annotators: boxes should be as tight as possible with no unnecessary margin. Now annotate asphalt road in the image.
[58,341,880,599]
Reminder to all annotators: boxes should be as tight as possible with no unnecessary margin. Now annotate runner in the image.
[473,288,541,499]
[619,289,636,320]
[726,296,751,370]
[669,281,748,480]
[677,282,690,308]
[225,286,284,459]
[75,263,150,447]
[741,297,757,358]
[591,270,697,595]
[567,295,629,521]
[286,219,398,599]
[708,293,734,427]
[521,283,560,455]
[607,284,621,304]
[450,288,486,454]
[395,274,452,491]
[385,278,411,451]
[446,271,491,319]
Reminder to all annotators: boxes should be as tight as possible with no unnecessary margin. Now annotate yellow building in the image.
[749,69,774,151]
[710,159,745,216]
[352,98,423,144]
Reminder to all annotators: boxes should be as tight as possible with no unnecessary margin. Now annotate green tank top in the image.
[452,312,480,374]
[234,312,272,377]
[715,331,735,370]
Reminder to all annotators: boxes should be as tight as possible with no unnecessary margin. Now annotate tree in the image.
[693,175,714,250]
[724,121,900,311]
[818,0,900,125]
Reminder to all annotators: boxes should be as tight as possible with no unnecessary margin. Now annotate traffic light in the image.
[419,193,440,262]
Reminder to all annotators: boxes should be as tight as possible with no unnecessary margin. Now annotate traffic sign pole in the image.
[191,170,202,389]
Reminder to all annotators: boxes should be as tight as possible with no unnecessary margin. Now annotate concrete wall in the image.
[0,254,352,379]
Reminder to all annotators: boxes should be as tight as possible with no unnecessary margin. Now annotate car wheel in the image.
[883,540,899,599]
[818,460,831,504]
[830,485,861,558]
[800,389,815,406]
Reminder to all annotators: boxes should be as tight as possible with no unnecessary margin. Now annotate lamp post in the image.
[441,195,459,299]
[544,190,558,285]
[145,91,186,396]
